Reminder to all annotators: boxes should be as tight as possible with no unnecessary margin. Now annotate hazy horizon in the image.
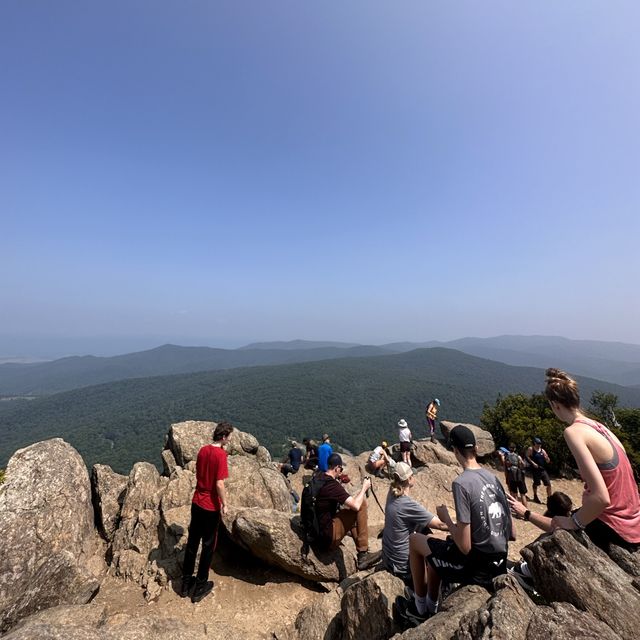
[3,3,639,355]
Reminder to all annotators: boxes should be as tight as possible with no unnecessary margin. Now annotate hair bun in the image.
[545,367,570,381]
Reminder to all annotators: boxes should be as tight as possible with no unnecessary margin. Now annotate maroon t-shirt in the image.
[192,444,229,511]
[315,473,350,543]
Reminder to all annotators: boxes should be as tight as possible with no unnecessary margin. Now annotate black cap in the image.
[533,436,542,444]
[449,425,476,450]
[327,453,343,469]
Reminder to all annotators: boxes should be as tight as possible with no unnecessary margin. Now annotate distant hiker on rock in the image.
[366,441,393,477]
[425,398,440,443]
[181,421,233,603]
[396,425,512,628]
[314,453,381,570]
[317,434,333,472]
[279,440,303,477]
[525,436,552,503]
[543,368,640,552]
[397,419,412,467]
[505,443,528,507]
[382,462,448,585]
[302,437,319,469]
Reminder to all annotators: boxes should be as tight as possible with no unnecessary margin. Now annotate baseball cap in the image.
[449,425,476,450]
[533,437,542,444]
[434,398,441,406]
[393,462,413,482]
[397,419,408,428]
[322,433,330,441]
[327,453,343,469]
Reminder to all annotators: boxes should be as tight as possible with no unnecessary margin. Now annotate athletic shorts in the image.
[507,477,528,495]
[400,441,411,453]
[426,537,507,587]
[583,515,640,553]
[532,468,551,487]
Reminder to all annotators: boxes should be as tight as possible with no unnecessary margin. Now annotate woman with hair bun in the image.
[543,368,640,551]
[382,463,448,584]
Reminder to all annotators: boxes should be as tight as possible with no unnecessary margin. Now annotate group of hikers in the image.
[177,369,640,633]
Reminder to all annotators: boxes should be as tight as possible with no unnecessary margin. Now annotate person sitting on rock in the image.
[397,419,412,467]
[279,440,303,477]
[382,462,448,585]
[317,433,333,472]
[525,436,552,504]
[505,443,529,507]
[302,437,319,469]
[315,453,381,570]
[542,368,640,553]
[366,441,393,477]
[181,421,233,602]
[396,425,512,627]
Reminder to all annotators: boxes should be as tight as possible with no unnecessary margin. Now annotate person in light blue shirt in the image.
[317,433,333,472]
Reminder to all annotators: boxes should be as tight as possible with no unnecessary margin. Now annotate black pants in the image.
[183,502,221,582]
[584,516,640,553]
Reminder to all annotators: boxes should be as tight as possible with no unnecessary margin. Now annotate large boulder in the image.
[91,464,128,541]
[411,440,459,468]
[525,602,622,640]
[0,439,104,633]
[291,590,343,640]
[341,571,405,640]
[521,530,640,640]
[440,421,495,457]
[166,420,216,467]
[231,508,358,582]
[226,455,291,512]
[391,585,491,640]
[454,574,534,639]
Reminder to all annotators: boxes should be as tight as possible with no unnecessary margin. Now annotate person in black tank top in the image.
[525,437,552,503]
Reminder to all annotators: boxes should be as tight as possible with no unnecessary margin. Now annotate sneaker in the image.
[532,496,541,504]
[357,549,382,571]
[394,595,430,629]
[191,579,214,603]
[508,563,535,592]
[180,575,195,598]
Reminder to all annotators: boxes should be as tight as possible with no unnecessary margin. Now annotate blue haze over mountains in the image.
[1,335,640,397]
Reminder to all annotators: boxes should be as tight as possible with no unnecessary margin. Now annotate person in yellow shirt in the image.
[425,399,440,443]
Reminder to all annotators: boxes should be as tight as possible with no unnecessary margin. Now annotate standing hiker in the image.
[425,398,440,443]
[525,436,552,504]
[505,443,528,507]
[181,421,233,602]
[397,419,412,467]
[317,433,333,472]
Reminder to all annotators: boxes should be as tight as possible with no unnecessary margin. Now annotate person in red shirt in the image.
[181,421,233,602]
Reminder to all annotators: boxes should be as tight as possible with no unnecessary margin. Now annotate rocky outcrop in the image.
[291,590,343,640]
[232,507,358,582]
[521,530,640,640]
[411,440,460,467]
[91,464,128,541]
[525,602,622,640]
[226,455,291,512]
[341,572,405,640]
[392,585,491,640]
[440,421,495,457]
[0,439,104,633]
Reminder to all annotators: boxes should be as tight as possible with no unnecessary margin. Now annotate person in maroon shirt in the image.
[181,421,233,602]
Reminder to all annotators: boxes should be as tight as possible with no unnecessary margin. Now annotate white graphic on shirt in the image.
[479,483,505,537]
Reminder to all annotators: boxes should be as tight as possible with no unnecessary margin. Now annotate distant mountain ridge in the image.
[2,347,640,474]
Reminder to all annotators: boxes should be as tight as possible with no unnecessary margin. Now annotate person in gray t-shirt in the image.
[382,462,448,580]
[396,425,513,629]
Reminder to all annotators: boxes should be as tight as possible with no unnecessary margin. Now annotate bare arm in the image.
[344,478,371,512]
[525,447,537,467]
[553,426,610,530]
[216,479,227,516]
[436,505,472,554]
[427,515,449,532]
[508,494,553,532]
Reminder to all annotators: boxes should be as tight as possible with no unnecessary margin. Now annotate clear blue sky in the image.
[2,2,639,356]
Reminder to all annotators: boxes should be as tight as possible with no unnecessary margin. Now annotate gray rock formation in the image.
[226,455,291,512]
[521,530,640,640]
[525,602,622,640]
[440,421,495,457]
[91,464,128,541]
[411,440,460,468]
[391,585,491,640]
[161,448,178,477]
[0,439,104,633]
[232,507,358,582]
[340,571,405,640]
[166,420,216,466]
[291,590,343,640]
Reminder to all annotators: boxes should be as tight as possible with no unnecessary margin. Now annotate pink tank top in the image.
[575,418,640,543]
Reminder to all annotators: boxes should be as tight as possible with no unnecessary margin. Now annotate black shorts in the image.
[507,477,528,495]
[426,537,507,587]
[583,515,640,553]
[532,468,551,487]
[400,441,411,453]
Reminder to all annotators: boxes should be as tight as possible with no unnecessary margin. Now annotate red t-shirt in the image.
[192,444,229,511]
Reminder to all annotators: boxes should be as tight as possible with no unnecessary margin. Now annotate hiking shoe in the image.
[191,579,214,603]
[394,595,431,629]
[357,549,382,571]
[508,563,535,592]
[532,496,541,504]
[180,575,195,598]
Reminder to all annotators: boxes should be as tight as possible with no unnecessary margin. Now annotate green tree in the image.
[0,469,5,485]
[481,393,573,474]
[589,391,620,428]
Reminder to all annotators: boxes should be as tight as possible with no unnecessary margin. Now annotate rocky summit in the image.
[0,420,638,639]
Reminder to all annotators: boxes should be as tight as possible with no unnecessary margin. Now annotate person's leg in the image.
[532,475,540,502]
[352,499,369,552]
[544,472,552,499]
[330,510,356,550]
[183,503,204,579]
[409,532,431,597]
[196,509,220,582]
